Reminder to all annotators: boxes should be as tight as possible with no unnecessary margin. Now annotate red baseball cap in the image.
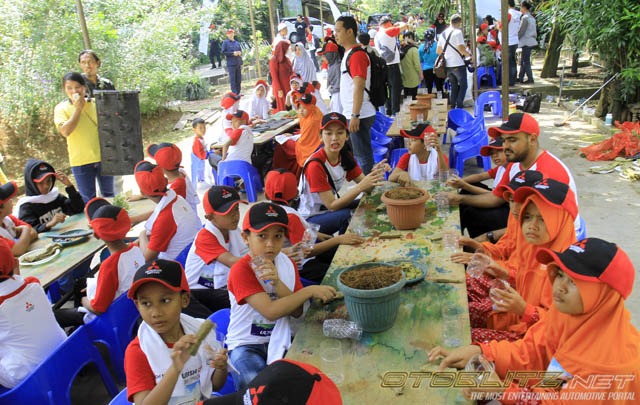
[296,93,316,106]
[0,181,18,204]
[494,170,543,200]
[537,238,635,299]
[513,178,578,219]
[147,143,183,170]
[320,112,348,130]
[226,28,235,34]
[0,239,16,279]
[265,170,298,203]
[317,41,338,55]
[128,259,190,299]
[242,202,288,233]
[487,113,540,138]
[480,137,504,156]
[85,197,131,242]
[400,123,437,140]
[221,92,242,109]
[203,185,246,215]
[226,110,250,123]
[30,161,57,184]
[134,161,168,197]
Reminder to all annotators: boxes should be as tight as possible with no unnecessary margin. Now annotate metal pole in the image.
[248,0,262,78]
[75,0,92,49]
[319,0,323,35]
[469,0,477,100]
[501,0,509,119]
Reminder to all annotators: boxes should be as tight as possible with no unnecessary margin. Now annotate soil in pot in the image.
[384,187,425,200]
[340,265,402,290]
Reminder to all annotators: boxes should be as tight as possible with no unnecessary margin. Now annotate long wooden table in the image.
[19,199,154,288]
[252,118,299,144]
[286,182,471,403]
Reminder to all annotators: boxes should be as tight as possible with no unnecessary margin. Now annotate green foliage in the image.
[0,0,201,148]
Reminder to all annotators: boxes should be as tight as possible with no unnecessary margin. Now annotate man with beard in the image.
[447,113,584,241]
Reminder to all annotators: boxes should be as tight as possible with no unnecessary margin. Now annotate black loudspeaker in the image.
[94,90,144,176]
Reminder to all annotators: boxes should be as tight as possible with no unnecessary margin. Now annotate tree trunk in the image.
[611,79,624,122]
[595,84,610,119]
[570,50,579,75]
[540,21,564,78]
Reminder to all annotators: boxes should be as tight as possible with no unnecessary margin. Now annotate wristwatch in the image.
[486,231,496,244]
[351,113,360,118]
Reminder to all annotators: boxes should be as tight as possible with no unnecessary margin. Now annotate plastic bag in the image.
[580,121,640,161]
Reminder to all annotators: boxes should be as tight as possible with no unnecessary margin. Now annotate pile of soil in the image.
[384,187,425,200]
[340,265,402,290]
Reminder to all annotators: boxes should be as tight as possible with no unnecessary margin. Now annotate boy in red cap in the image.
[430,238,640,403]
[0,238,66,388]
[0,180,38,256]
[54,197,145,327]
[220,110,253,165]
[388,123,448,186]
[265,169,363,282]
[183,186,249,317]
[226,202,337,392]
[134,161,200,262]
[248,80,271,122]
[124,260,229,403]
[18,158,84,233]
[447,137,507,196]
[147,142,199,214]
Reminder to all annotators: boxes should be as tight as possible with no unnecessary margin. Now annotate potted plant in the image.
[337,262,406,332]
[381,187,429,230]
[409,103,429,121]
[416,93,436,109]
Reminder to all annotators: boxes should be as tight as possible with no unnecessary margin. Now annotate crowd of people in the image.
[1,6,638,405]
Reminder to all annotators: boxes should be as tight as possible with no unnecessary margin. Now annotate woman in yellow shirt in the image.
[54,72,114,203]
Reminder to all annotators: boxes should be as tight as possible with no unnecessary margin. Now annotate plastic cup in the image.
[320,339,344,384]
[434,192,450,218]
[467,252,491,278]
[441,306,462,347]
[442,230,459,253]
[417,113,424,123]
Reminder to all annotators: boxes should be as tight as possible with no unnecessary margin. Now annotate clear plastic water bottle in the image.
[323,319,363,340]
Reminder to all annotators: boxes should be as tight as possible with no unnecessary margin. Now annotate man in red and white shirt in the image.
[335,15,377,175]
[374,16,406,115]
[448,113,584,239]
[134,161,200,262]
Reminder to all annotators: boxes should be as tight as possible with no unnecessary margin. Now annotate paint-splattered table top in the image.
[19,199,154,287]
[287,182,471,403]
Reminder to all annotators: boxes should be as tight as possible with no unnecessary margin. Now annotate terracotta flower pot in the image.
[409,103,429,121]
[416,93,435,109]
[381,187,430,230]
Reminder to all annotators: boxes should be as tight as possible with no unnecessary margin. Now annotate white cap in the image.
[278,22,287,31]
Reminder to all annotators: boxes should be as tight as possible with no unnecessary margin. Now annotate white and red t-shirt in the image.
[298,149,363,218]
[280,205,309,246]
[192,136,207,160]
[0,215,31,247]
[225,125,253,164]
[0,276,66,388]
[86,244,144,313]
[184,221,248,289]
[226,253,303,351]
[169,170,199,215]
[396,150,440,181]
[339,45,376,119]
[374,26,401,64]
[145,189,200,260]
[487,165,507,188]
[492,150,582,233]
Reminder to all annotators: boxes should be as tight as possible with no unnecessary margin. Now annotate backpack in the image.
[522,92,541,114]
[345,47,388,108]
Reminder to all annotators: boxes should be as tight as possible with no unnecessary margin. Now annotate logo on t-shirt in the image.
[25,301,34,312]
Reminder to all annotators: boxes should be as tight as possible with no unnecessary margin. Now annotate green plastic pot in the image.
[336,262,406,333]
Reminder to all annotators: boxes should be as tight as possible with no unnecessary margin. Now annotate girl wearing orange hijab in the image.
[269,41,292,112]
[430,238,640,404]
[294,93,323,168]
[469,178,578,342]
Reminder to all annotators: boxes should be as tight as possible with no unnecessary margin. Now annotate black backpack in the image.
[345,47,388,108]
[522,92,541,114]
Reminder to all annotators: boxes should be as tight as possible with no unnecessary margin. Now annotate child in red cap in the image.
[226,202,337,392]
[388,123,448,186]
[0,180,38,256]
[220,110,253,165]
[265,169,363,282]
[447,137,508,196]
[54,197,145,327]
[124,260,229,403]
[248,80,271,122]
[134,161,200,262]
[285,74,303,111]
[430,238,640,403]
[183,186,249,317]
[147,142,199,214]
[0,238,66,388]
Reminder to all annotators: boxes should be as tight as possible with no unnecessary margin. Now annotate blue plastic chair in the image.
[191,152,206,188]
[445,108,474,144]
[371,127,392,145]
[477,66,497,88]
[389,148,408,169]
[207,309,236,396]
[85,294,140,384]
[0,327,118,404]
[474,90,502,118]
[109,388,130,405]
[576,215,587,240]
[217,160,263,202]
[174,242,193,267]
[448,113,486,166]
[450,125,491,175]
[375,111,394,127]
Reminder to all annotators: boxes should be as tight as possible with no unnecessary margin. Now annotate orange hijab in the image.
[295,104,323,167]
[488,194,577,334]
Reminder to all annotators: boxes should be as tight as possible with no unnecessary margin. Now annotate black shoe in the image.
[521,79,535,84]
